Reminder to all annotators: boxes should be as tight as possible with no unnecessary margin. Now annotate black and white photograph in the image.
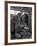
[10,6,32,39]
[5,1,36,45]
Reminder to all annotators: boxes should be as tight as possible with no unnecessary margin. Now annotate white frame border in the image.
[8,3,34,43]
